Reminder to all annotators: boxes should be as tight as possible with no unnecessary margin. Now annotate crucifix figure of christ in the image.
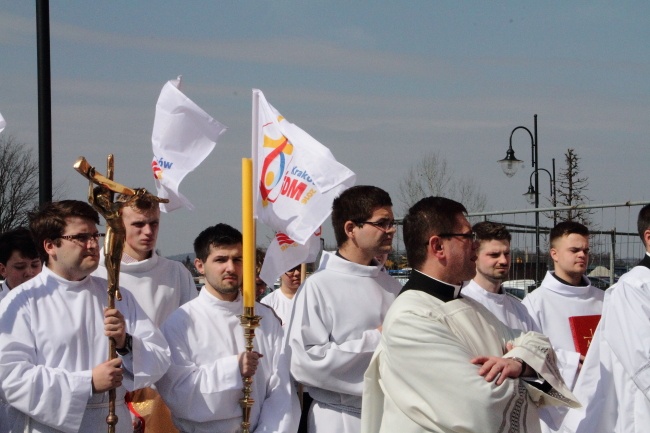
[73,155,168,433]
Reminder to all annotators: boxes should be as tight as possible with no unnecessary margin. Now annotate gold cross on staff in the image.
[583,328,595,348]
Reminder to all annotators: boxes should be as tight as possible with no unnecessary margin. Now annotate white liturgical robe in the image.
[560,260,650,433]
[362,271,580,433]
[94,249,197,327]
[461,279,539,332]
[0,265,171,433]
[261,288,294,326]
[157,290,300,433]
[287,251,401,432]
[523,272,604,390]
[523,272,604,432]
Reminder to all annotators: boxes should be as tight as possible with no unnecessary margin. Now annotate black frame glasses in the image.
[438,231,478,242]
[58,233,105,244]
[355,219,397,232]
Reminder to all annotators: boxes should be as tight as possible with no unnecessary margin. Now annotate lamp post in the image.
[524,160,557,226]
[498,114,545,285]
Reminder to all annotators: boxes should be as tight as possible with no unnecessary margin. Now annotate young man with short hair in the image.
[523,221,604,432]
[157,223,299,433]
[0,200,170,433]
[0,227,41,302]
[92,192,196,432]
[288,185,402,433]
[461,221,538,332]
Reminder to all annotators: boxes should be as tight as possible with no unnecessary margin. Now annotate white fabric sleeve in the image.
[604,279,650,398]
[119,293,171,391]
[254,327,301,433]
[156,319,244,422]
[0,298,93,433]
[288,280,381,396]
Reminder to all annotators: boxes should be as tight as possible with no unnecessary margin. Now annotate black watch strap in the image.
[116,333,132,356]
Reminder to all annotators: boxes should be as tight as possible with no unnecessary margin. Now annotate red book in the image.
[569,315,601,357]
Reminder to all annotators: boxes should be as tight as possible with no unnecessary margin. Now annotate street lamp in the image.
[523,162,557,226]
[498,114,544,284]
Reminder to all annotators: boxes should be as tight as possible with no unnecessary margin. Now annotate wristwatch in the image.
[116,333,132,356]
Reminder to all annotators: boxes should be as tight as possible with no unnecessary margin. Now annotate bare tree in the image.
[398,151,487,213]
[555,148,593,225]
[0,135,39,232]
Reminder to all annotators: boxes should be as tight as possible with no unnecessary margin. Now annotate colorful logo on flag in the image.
[276,232,295,246]
[151,160,164,180]
[259,118,294,207]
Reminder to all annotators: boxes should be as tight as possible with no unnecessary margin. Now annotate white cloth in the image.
[93,250,197,327]
[523,272,605,389]
[0,280,9,303]
[361,284,579,433]
[0,265,170,433]
[156,290,300,433]
[287,251,402,432]
[560,264,650,433]
[523,272,604,432]
[461,279,539,332]
[261,289,294,326]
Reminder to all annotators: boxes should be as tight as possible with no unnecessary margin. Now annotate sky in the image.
[1,1,649,257]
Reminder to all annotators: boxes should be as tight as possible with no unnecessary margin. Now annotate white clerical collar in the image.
[415,270,463,298]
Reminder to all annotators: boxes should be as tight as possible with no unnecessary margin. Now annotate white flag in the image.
[0,112,6,133]
[152,76,227,212]
[259,228,322,287]
[252,89,356,244]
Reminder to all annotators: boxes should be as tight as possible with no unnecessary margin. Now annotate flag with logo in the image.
[259,228,322,287]
[0,112,6,133]
[252,89,356,244]
[152,76,227,212]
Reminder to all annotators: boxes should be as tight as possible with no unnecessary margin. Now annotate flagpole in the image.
[240,157,260,433]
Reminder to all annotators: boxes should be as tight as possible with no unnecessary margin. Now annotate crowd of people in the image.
[0,185,649,433]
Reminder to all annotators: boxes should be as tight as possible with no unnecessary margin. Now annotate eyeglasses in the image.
[58,233,105,244]
[355,219,397,232]
[285,267,301,275]
[438,231,478,243]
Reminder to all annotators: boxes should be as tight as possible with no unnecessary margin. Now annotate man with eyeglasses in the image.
[0,200,170,433]
[92,191,196,432]
[361,197,578,433]
[261,265,301,326]
[288,185,402,433]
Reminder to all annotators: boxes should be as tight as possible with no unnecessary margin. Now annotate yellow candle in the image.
[242,158,256,309]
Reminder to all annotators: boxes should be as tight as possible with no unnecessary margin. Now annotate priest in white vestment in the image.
[461,221,538,332]
[156,223,300,433]
[362,197,579,433]
[560,204,650,433]
[287,186,402,433]
[523,221,604,432]
[0,200,170,433]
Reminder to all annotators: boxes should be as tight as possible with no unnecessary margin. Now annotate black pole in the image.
[533,114,540,285]
[36,0,53,204]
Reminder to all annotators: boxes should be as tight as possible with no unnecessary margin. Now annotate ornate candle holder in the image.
[239,307,262,433]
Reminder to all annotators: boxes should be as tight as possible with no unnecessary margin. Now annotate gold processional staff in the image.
[73,155,167,433]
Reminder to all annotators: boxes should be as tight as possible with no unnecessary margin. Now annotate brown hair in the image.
[28,200,99,262]
[403,196,466,270]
